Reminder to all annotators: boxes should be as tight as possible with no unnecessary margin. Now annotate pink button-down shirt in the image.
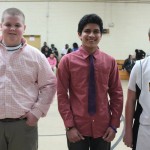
[0,38,57,119]
[57,47,123,138]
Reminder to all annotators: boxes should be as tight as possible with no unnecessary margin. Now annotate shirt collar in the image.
[0,36,27,50]
[79,46,100,60]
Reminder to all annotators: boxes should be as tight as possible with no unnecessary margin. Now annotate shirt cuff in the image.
[64,120,75,128]
[110,118,120,128]
[30,108,43,119]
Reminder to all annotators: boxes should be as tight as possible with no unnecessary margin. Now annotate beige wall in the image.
[0,2,150,59]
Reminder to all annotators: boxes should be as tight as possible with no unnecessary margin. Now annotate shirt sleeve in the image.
[57,55,75,128]
[128,61,139,92]
[31,54,57,119]
[108,59,123,128]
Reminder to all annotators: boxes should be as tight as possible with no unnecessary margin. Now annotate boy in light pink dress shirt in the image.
[0,8,56,150]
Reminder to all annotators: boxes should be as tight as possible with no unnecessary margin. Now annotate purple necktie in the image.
[88,55,96,115]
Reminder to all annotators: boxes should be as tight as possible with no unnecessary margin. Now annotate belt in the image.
[0,118,26,122]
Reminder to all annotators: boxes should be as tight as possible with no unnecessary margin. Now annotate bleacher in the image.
[116,60,129,80]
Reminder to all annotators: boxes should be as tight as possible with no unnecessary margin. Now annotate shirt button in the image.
[92,120,94,122]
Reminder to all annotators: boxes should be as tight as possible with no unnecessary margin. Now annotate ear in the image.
[78,32,82,41]
[24,25,26,31]
[23,25,26,34]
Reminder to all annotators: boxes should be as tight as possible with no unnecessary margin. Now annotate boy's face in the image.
[78,23,101,52]
[0,14,26,46]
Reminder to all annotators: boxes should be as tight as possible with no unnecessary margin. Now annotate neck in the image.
[82,45,97,54]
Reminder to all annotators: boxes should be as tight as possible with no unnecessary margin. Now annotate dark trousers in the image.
[67,136,111,150]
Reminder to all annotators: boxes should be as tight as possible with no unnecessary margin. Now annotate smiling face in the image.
[78,23,102,53]
[0,14,26,46]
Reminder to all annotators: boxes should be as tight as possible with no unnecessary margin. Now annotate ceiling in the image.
[0,0,150,3]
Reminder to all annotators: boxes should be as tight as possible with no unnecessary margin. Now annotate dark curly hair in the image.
[78,14,103,34]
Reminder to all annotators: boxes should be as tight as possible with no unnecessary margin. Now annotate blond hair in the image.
[1,8,25,23]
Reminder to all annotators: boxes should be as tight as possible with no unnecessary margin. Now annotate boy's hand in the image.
[21,112,38,126]
[67,127,85,143]
[123,129,133,148]
[103,127,116,142]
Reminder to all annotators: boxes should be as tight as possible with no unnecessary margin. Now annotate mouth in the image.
[88,39,95,43]
[88,38,95,41]
[9,33,16,35]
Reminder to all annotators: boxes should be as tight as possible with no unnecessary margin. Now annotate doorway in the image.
[24,35,41,50]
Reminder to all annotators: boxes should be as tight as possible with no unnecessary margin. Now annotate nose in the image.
[89,32,94,37]
[10,26,16,31]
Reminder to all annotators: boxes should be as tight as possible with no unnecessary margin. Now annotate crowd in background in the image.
[41,42,79,71]
[41,41,147,75]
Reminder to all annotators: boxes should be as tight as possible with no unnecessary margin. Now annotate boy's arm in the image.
[108,59,123,128]
[57,56,75,128]
[123,89,136,148]
[123,60,139,148]
[31,55,57,119]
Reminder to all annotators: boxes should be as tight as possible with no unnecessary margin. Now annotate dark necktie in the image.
[88,55,96,115]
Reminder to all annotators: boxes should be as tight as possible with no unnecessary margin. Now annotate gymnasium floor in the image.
[38,80,131,150]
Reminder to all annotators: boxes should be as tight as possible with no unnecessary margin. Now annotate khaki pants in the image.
[0,119,38,150]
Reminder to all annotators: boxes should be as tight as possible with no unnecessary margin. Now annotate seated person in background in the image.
[51,44,59,68]
[61,44,69,57]
[43,47,51,58]
[47,53,57,72]
[122,55,135,74]
[72,42,79,51]
[41,41,48,52]
[51,44,56,51]
[51,44,59,58]
[135,49,146,60]
[67,48,72,54]
[41,42,52,57]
